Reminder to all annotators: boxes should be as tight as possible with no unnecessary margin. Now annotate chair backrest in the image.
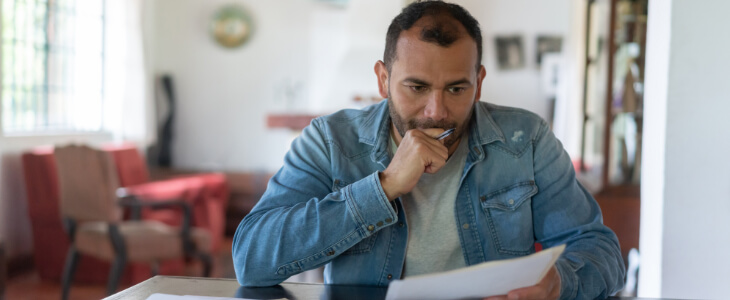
[102,143,150,186]
[54,144,122,222]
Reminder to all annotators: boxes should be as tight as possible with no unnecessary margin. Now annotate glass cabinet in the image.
[580,0,648,194]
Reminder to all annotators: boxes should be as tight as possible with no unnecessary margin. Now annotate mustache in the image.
[406,119,457,130]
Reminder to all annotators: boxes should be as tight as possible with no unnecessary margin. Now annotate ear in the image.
[374,60,390,99]
[474,65,486,103]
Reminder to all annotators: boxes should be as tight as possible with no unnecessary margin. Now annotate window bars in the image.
[2,0,105,133]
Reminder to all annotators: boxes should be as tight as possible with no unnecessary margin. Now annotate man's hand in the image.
[379,128,448,201]
[484,266,561,300]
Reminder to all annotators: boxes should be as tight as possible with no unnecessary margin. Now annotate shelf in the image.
[266,113,321,131]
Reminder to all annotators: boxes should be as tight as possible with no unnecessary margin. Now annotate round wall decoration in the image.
[210,5,254,49]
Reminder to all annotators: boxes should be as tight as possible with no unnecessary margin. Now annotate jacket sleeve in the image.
[530,121,626,300]
[232,118,397,286]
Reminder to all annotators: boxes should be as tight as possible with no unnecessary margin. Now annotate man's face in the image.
[376,22,486,150]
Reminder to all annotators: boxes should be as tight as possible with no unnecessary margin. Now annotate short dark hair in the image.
[383,0,483,72]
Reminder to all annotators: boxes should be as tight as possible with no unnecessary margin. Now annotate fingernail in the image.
[508,294,519,300]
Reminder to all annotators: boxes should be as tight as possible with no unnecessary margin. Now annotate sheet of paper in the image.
[145,293,285,300]
[385,244,565,300]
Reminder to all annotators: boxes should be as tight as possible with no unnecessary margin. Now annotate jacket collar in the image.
[358,100,391,166]
[470,101,506,146]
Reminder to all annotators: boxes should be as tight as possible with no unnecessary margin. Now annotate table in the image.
[0,242,5,300]
[107,276,677,300]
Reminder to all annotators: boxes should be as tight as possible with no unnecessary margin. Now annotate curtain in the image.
[103,0,153,146]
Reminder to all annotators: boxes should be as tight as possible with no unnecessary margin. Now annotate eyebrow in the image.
[446,78,473,86]
[402,77,430,86]
[402,77,473,87]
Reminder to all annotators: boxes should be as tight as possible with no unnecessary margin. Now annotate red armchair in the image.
[22,144,228,284]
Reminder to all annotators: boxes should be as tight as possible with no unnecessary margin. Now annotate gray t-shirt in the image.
[389,134,468,277]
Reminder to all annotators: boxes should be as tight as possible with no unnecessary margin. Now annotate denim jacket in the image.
[233,100,625,299]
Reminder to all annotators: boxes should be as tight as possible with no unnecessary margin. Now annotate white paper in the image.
[146,293,281,300]
[385,244,565,300]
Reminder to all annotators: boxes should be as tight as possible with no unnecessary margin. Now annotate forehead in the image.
[392,22,479,80]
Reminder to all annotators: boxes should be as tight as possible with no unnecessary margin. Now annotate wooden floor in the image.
[4,237,236,300]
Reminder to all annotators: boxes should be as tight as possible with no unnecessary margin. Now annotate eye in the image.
[410,86,427,93]
[448,87,466,95]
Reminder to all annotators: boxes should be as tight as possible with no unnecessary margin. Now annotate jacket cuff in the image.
[555,258,580,300]
[346,172,398,237]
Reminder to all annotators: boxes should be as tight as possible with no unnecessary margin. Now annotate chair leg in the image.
[150,261,159,277]
[61,246,80,300]
[106,223,127,296]
[198,253,212,277]
[106,254,126,295]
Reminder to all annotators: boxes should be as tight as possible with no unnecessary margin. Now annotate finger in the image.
[418,139,449,161]
[413,128,453,149]
[420,147,448,173]
[406,129,448,150]
[423,157,447,174]
[420,127,448,139]
[506,267,560,300]
[507,285,548,300]
[418,141,449,167]
[483,296,509,300]
[405,132,448,161]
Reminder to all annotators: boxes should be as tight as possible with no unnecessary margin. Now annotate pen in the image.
[435,128,455,141]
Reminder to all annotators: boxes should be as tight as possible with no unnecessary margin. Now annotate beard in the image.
[387,91,473,149]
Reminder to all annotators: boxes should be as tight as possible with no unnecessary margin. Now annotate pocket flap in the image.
[482,181,538,211]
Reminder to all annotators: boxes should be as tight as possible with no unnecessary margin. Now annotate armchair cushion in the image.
[75,221,211,262]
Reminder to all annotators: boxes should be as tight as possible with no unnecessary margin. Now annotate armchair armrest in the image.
[116,188,197,257]
[117,174,229,252]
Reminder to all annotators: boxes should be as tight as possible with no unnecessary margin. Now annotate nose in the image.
[423,91,447,121]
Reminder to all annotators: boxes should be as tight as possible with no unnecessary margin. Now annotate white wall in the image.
[148,0,318,172]
[638,0,669,296]
[148,0,578,173]
[479,0,572,119]
[640,0,730,299]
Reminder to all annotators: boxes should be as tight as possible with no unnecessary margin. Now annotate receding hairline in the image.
[387,13,479,72]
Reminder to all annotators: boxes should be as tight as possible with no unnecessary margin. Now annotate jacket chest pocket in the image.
[480,181,538,255]
[333,178,379,255]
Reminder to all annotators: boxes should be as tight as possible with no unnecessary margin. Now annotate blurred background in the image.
[0,0,728,299]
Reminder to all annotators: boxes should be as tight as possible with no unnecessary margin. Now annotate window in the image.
[2,0,105,134]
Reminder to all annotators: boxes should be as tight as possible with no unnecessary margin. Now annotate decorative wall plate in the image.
[210,5,253,48]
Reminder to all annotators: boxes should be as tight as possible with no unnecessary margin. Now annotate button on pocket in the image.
[481,181,538,255]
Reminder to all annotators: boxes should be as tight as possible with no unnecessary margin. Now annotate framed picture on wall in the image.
[536,35,563,66]
[494,35,525,70]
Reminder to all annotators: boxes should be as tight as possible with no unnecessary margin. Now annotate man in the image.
[233,1,625,299]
